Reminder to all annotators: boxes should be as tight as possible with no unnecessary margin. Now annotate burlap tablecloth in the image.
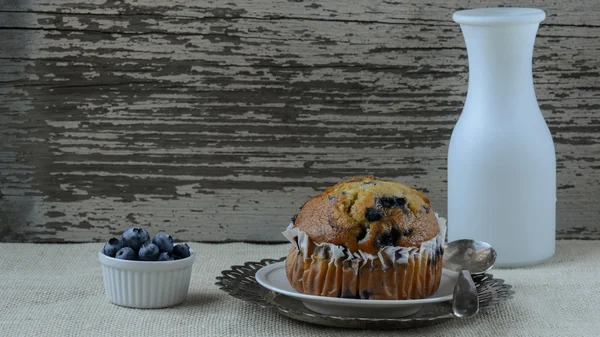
[0,241,598,336]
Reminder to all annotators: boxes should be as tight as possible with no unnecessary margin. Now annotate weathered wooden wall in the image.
[0,0,598,242]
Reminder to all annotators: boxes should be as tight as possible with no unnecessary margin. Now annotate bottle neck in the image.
[462,24,539,113]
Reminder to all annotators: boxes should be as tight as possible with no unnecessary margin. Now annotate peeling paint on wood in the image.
[0,0,599,242]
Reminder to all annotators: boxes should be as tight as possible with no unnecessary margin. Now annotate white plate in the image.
[255,262,457,318]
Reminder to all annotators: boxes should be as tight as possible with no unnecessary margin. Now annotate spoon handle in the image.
[452,269,479,318]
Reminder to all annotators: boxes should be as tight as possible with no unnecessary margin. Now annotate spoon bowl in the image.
[444,240,497,275]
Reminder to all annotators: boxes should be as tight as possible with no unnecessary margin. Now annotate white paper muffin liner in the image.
[283,214,446,271]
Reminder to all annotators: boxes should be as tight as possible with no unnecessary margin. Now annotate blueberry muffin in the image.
[283,176,445,300]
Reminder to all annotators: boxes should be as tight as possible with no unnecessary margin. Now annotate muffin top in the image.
[292,176,439,255]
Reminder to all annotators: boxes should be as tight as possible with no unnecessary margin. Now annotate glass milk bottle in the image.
[448,8,556,267]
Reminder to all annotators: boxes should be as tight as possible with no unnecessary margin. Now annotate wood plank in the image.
[0,0,599,242]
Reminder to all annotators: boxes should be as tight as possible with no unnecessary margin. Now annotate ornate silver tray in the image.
[215,257,514,329]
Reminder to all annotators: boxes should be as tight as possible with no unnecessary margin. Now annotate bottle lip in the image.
[453,7,546,26]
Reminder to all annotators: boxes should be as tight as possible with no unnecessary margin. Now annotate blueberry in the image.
[394,250,403,260]
[340,245,349,258]
[121,227,150,251]
[115,247,137,260]
[378,197,396,208]
[152,232,174,253]
[103,237,124,257]
[291,214,298,223]
[375,231,393,247]
[365,208,382,221]
[360,289,373,299]
[356,227,368,242]
[172,243,191,259]
[395,197,407,207]
[423,205,430,213]
[391,227,401,243]
[138,241,160,261]
[157,252,175,261]
[378,197,407,208]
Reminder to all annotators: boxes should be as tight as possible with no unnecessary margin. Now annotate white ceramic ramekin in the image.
[98,249,196,308]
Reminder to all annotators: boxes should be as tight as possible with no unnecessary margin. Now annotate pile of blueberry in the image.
[103,227,191,261]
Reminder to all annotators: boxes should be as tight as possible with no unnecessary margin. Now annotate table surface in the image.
[1,241,598,336]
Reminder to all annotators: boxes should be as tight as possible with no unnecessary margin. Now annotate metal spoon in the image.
[443,240,497,318]
[444,239,497,275]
